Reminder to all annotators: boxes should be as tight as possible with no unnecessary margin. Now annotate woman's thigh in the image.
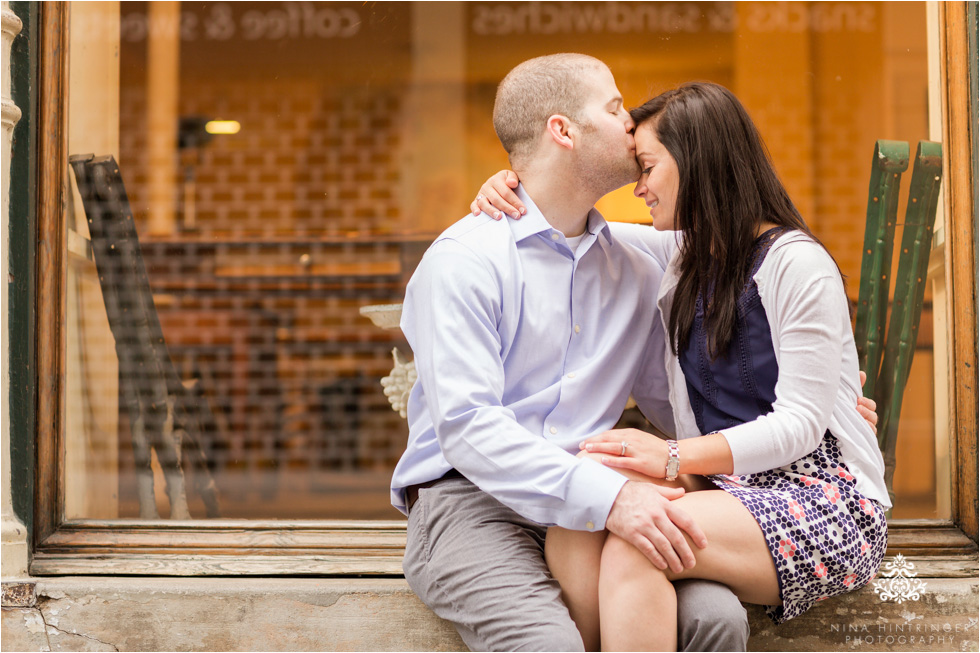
[655,489,780,605]
[576,451,776,602]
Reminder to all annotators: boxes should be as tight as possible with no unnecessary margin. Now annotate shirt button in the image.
[574,324,581,333]
[549,426,558,435]
[586,521,595,531]
[567,373,575,379]
[551,233,560,241]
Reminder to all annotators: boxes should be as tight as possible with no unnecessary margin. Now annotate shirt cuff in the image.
[562,457,628,531]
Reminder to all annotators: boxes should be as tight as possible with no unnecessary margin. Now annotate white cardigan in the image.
[614,225,891,508]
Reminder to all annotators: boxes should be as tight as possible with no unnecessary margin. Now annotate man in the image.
[390,54,749,651]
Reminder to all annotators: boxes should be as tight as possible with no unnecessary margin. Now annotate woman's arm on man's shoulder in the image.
[467,170,680,271]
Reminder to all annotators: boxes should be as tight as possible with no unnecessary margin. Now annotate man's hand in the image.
[858,370,878,434]
[604,481,707,574]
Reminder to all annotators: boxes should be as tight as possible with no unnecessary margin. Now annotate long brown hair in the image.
[630,82,839,358]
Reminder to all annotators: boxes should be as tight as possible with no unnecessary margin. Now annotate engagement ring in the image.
[620,441,628,456]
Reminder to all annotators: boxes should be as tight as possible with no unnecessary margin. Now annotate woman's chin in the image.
[650,215,673,232]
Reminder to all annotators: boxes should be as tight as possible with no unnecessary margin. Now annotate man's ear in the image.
[545,115,574,150]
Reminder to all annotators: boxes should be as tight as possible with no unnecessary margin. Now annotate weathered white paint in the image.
[1,0,29,579]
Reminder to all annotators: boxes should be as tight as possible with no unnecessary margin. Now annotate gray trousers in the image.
[404,477,749,652]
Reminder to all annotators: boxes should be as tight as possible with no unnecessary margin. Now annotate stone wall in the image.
[3,560,978,652]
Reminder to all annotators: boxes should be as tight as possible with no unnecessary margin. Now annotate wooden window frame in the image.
[30,1,977,577]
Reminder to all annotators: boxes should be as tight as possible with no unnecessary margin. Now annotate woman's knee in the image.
[600,534,660,584]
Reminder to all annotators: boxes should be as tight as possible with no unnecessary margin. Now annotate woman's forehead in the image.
[634,123,666,151]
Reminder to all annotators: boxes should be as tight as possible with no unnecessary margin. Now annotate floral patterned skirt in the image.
[708,432,888,624]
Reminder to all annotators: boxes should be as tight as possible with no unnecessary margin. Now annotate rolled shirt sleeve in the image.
[402,239,627,530]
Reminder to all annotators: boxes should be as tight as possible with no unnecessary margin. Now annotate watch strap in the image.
[665,439,680,481]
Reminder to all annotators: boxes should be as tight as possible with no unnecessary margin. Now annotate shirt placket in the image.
[544,231,593,441]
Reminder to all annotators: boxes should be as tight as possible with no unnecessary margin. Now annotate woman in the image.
[472,82,890,651]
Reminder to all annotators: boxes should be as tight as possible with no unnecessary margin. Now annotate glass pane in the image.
[64,1,946,521]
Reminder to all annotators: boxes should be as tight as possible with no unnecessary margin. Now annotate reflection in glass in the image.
[63,1,942,521]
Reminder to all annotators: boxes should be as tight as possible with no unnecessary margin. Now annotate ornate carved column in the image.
[1,0,29,577]
[360,304,416,419]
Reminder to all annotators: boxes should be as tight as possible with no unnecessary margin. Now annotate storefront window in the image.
[62,1,945,523]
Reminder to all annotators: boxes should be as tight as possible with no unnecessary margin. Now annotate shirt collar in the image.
[509,184,612,244]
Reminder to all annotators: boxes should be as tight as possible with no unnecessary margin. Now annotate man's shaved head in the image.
[493,53,608,166]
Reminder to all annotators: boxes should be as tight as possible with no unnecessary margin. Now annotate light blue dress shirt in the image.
[390,186,674,531]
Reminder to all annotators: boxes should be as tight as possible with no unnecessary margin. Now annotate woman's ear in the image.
[545,115,574,150]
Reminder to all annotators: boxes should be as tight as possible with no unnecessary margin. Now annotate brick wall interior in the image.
[114,43,413,519]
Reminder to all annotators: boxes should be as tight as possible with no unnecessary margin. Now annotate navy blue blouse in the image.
[678,227,791,434]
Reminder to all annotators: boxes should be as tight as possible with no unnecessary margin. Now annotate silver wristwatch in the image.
[665,440,680,481]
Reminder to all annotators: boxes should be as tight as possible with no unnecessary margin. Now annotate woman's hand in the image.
[581,428,669,479]
[470,170,526,220]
